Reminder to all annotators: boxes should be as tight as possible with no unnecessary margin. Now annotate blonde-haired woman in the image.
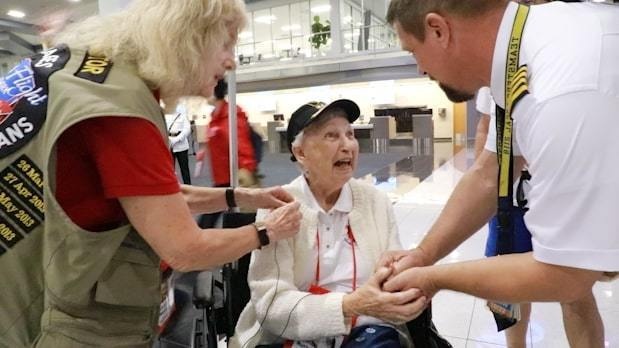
[231,100,425,348]
[0,1,303,346]
[52,0,246,99]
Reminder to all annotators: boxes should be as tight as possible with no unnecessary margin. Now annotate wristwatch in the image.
[225,188,237,208]
[253,221,270,248]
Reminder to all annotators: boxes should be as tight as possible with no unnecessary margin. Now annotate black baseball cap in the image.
[286,99,360,162]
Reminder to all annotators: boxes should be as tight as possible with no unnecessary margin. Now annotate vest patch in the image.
[0,155,44,253]
[75,53,112,84]
[0,45,70,159]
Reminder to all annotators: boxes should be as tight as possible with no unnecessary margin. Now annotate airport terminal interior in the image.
[1,0,618,347]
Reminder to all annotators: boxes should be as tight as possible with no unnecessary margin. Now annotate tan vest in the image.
[0,46,166,347]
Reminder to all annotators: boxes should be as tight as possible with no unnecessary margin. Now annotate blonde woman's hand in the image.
[262,201,301,242]
[236,186,295,210]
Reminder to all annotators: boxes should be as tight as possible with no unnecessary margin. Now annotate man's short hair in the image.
[387,0,506,41]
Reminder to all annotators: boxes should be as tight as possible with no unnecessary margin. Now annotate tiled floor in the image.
[177,141,618,348]
[382,146,619,348]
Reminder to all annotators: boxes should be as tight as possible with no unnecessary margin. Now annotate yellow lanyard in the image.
[498,4,530,198]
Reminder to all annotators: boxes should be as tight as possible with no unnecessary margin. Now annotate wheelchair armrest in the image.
[405,303,454,348]
[407,304,432,330]
[193,271,214,309]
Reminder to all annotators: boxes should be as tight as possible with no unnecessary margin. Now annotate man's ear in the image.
[425,13,450,49]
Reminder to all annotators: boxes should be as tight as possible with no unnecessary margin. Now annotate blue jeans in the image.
[342,325,401,348]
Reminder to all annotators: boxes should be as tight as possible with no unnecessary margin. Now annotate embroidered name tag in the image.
[75,53,113,84]
[0,155,44,253]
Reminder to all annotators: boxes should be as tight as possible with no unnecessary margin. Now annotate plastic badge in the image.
[158,268,176,333]
[487,301,521,331]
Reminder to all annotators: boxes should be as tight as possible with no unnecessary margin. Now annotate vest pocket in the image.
[95,245,160,307]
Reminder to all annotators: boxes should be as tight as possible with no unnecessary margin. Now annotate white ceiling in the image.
[0,0,98,55]
[0,0,98,25]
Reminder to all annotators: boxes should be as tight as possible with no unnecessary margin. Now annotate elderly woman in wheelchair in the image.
[230,100,426,348]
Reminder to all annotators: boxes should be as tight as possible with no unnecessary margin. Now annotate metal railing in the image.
[236,24,398,66]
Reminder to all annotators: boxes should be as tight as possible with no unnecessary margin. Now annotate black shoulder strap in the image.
[168,113,182,133]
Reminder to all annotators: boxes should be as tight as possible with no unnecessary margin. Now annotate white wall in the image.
[235,77,454,139]
[179,96,214,125]
[182,77,454,140]
[394,78,453,138]
[98,0,132,15]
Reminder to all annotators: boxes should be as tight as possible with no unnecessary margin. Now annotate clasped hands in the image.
[342,248,437,325]
[248,187,436,325]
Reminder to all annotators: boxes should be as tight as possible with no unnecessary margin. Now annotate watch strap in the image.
[225,188,237,208]
[254,222,270,248]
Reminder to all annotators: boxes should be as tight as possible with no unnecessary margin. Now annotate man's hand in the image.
[236,186,294,210]
[382,266,438,301]
[377,248,431,276]
[343,267,427,325]
[376,250,413,271]
[263,201,301,242]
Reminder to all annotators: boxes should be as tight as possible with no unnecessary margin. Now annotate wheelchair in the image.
[159,210,452,348]
[153,212,253,348]
[191,211,255,348]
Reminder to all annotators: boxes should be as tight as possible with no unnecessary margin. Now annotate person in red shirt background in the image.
[202,78,259,188]
[196,78,260,228]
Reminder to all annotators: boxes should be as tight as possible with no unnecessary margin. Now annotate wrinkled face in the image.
[200,27,237,98]
[394,21,476,103]
[294,116,359,189]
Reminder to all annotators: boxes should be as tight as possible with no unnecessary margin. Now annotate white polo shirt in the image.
[299,178,359,292]
[476,87,494,117]
[254,180,361,290]
[299,177,384,328]
[488,2,619,271]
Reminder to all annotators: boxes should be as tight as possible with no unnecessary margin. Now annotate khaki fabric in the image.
[0,46,166,347]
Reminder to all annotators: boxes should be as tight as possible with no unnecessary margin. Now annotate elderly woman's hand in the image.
[262,201,302,242]
[236,186,295,210]
[342,267,428,325]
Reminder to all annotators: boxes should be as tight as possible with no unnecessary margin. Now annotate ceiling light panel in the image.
[7,10,26,19]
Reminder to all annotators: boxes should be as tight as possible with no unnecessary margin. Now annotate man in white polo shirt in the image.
[381,1,619,347]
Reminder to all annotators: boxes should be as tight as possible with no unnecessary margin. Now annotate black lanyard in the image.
[495,4,530,254]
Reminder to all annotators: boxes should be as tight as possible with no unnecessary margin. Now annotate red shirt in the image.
[207,101,256,186]
[55,117,180,232]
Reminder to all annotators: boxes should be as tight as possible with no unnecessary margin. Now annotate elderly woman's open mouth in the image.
[334,158,353,168]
